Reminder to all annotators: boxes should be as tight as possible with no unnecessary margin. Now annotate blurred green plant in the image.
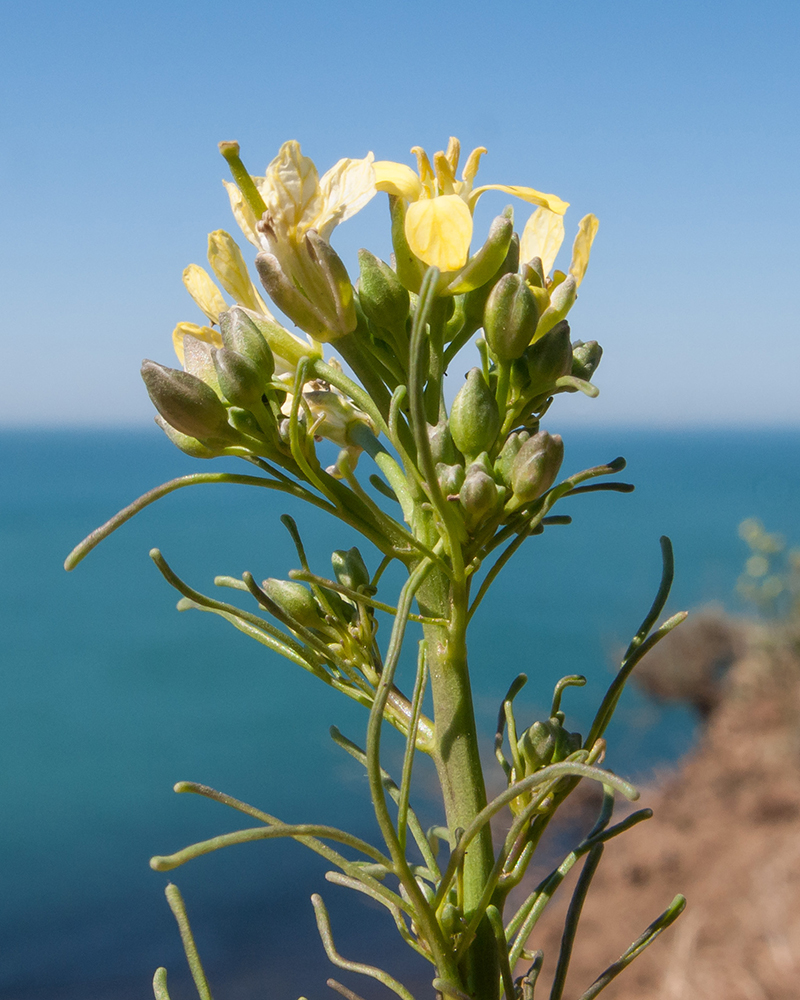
[737,518,800,620]
[67,136,686,1000]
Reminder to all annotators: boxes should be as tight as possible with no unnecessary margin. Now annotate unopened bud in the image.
[511,430,564,503]
[571,340,603,381]
[331,547,371,592]
[493,431,530,488]
[446,213,514,295]
[534,275,577,341]
[523,321,574,398]
[235,306,319,369]
[449,368,500,461]
[154,416,224,459]
[305,231,357,336]
[212,348,265,409]
[357,249,410,334]
[255,252,330,339]
[484,273,540,361]
[462,233,519,330]
[428,419,459,466]
[219,308,275,380]
[262,579,324,630]
[141,360,232,443]
[459,463,499,534]
[436,462,465,496]
[518,719,581,773]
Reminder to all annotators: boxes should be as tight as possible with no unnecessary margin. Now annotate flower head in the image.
[373,138,569,272]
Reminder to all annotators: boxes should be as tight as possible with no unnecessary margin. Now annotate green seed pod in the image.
[459,463,499,534]
[262,579,324,630]
[219,307,275,380]
[523,321,574,399]
[511,430,564,503]
[493,431,530,488]
[484,273,540,361]
[357,249,410,334]
[212,347,265,409]
[571,340,603,381]
[449,368,500,461]
[436,462,466,496]
[141,360,233,443]
[331,547,370,592]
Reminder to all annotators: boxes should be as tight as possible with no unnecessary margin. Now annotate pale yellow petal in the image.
[519,208,566,276]
[316,153,376,239]
[461,147,487,186]
[182,264,228,324]
[172,322,222,367]
[222,179,261,248]
[445,137,461,175]
[569,214,599,287]
[207,230,273,316]
[373,161,423,201]
[263,140,322,232]
[470,184,569,216]
[404,195,473,271]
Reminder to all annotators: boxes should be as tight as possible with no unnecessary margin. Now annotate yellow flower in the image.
[520,208,599,287]
[373,138,569,272]
[223,140,376,250]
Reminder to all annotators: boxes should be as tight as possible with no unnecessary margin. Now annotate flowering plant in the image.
[67,136,686,1000]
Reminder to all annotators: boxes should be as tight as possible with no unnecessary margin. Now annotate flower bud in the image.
[154,415,224,459]
[141,360,233,443]
[235,306,319,370]
[304,231,357,336]
[436,462,465,496]
[459,462,499,534]
[262,579,324,630]
[518,719,581,774]
[462,233,519,331]
[357,249,410,335]
[219,307,275,380]
[212,348,266,409]
[446,213,514,295]
[534,275,577,340]
[523,321,574,398]
[428,419,459,466]
[388,195,425,293]
[449,368,500,461]
[255,251,330,340]
[571,340,603,381]
[182,264,227,324]
[331,547,370,592]
[493,431,530,488]
[511,430,564,503]
[484,273,540,361]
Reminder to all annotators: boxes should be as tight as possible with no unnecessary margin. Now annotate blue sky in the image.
[2,0,798,426]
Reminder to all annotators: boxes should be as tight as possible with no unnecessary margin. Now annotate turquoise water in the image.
[3,428,799,998]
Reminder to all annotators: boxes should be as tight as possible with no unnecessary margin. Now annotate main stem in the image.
[419,567,500,1000]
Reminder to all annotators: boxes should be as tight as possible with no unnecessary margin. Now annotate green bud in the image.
[219,307,275,380]
[571,340,603,381]
[449,368,501,461]
[389,195,425,293]
[141,360,233,443]
[331,547,370,592]
[436,462,465,496]
[227,405,274,441]
[154,416,224,459]
[262,578,323,630]
[446,213,514,295]
[534,275,577,341]
[305,231,357,336]
[522,257,545,288]
[523,321,574,399]
[255,252,330,340]
[212,348,265,409]
[518,719,581,773]
[459,463,499,534]
[484,273,540,361]
[428,419,459,466]
[462,233,519,331]
[357,249,410,334]
[493,431,530,488]
[511,430,564,503]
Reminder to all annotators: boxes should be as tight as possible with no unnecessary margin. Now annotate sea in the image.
[2,427,799,1000]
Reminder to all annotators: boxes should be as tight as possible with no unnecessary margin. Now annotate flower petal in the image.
[316,154,376,240]
[207,230,271,315]
[373,161,423,201]
[263,140,322,232]
[405,195,473,271]
[470,184,569,216]
[182,264,228,324]
[172,322,222,367]
[519,208,566,276]
[569,214,599,287]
